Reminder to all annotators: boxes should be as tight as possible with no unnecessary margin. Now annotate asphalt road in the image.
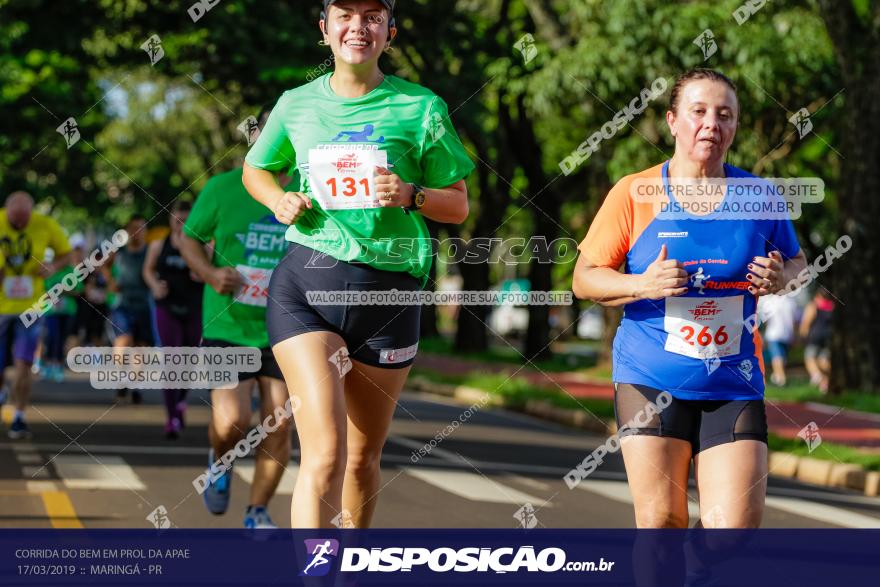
[1,373,879,530]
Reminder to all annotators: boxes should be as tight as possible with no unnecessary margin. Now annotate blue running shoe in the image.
[202,449,231,515]
[8,416,31,440]
[244,506,277,529]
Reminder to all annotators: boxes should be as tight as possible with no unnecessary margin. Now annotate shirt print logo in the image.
[331,124,385,143]
[0,234,32,275]
[737,359,753,382]
[690,267,711,294]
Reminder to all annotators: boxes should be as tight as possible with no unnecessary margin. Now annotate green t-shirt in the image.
[183,167,288,348]
[45,265,80,316]
[244,73,474,283]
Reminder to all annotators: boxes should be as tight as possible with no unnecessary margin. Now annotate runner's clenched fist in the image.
[272,192,312,225]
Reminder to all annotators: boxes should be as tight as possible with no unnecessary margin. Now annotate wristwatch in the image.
[405,183,427,212]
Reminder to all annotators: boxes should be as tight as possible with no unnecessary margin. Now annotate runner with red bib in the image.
[573,69,808,529]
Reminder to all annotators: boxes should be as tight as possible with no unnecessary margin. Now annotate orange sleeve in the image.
[578,165,665,269]
[578,179,633,269]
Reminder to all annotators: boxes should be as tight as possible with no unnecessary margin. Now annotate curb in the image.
[406,376,611,435]
[407,375,879,497]
[776,453,878,496]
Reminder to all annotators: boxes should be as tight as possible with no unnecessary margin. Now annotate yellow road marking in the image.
[40,491,83,528]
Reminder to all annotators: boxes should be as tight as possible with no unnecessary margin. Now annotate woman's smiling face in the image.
[323,0,393,66]
[667,79,739,166]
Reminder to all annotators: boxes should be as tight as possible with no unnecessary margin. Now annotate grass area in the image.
[767,433,880,471]
[418,336,597,373]
[582,365,613,382]
[410,366,616,421]
[764,381,880,415]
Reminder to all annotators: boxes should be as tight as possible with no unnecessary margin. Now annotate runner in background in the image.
[143,201,204,439]
[0,245,6,409]
[37,243,85,382]
[0,191,72,439]
[758,294,799,387]
[179,105,294,528]
[243,0,474,528]
[76,257,111,346]
[104,216,153,404]
[800,290,834,393]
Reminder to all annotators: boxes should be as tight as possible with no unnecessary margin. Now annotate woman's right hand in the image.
[272,192,312,225]
[636,244,689,300]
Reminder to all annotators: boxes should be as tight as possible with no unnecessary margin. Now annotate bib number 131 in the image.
[309,147,388,210]
[325,177,372,199]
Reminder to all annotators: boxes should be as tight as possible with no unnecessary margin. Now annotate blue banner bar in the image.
[1,529,877,585]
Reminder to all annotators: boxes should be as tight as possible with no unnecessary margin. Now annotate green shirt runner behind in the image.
[184,167,287,348]
[244,73,475,284]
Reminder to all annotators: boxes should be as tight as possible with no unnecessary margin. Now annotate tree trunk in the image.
[453,120,509,353]
[524,196,561,360]
[818,1,880,393]
[454,249,491,352]
[420,219,440,340]
[498,95,562,360]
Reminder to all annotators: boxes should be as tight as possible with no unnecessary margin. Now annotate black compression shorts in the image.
[266,243,421,369]
[613,383,768,454]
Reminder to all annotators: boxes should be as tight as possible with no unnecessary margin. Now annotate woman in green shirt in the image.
[243,0,473,528]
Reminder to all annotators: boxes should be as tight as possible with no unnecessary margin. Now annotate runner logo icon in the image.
[301,539,339,577]
[690,267,711,294]
[331,124,385,143]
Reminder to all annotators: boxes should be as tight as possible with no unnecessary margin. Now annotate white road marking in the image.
[406,468,548,506]
[765,496,880,528]
[388,435,463,463]
[26,481,59,493]
[576,479,700,518]
[8,442,880,525]
[577,479,880,528]
[22,466,50,479]
[507,474,552,492]
[233,462,298,495]
[53,455,146,491]
[15,452,43,464]
[392,435,553,507]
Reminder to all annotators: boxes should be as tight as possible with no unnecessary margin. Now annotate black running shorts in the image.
[613,383,768,454]
[266,243,421,369]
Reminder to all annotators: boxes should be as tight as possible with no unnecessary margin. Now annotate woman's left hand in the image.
[374,167,414,208]
[747,251,786,296]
